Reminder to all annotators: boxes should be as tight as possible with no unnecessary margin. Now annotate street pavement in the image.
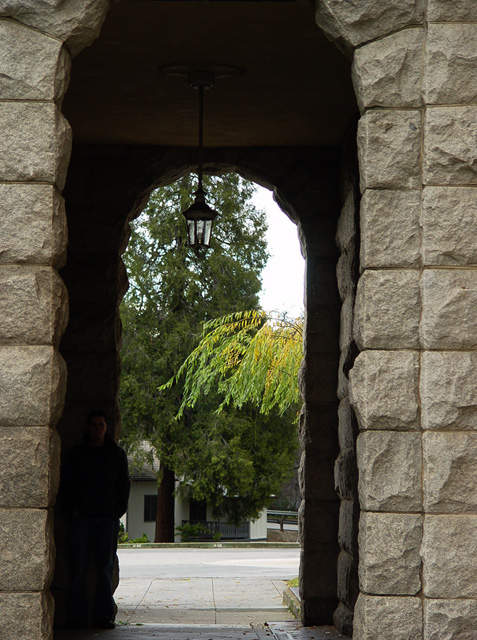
[117,547,300,579]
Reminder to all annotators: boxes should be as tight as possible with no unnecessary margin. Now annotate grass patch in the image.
[287,577,299,588]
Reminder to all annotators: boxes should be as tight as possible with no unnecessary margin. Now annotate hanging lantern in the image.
[182,72,218,252]
[182,186,217,249]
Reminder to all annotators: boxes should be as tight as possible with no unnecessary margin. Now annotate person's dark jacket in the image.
[60,434,130,518]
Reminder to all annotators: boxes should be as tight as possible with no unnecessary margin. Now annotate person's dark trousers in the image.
[67,514,120,626]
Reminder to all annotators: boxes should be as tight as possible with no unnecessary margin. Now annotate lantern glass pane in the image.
[203,220,213,246]
[196,220,206,245]
[186,219,196,246]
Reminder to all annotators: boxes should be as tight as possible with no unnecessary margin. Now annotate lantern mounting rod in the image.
[188,71,215,91]
[188,72,215,192]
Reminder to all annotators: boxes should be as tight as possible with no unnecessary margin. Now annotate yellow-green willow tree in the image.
[162,309,303,420]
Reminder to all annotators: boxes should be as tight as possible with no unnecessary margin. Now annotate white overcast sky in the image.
[252,187,305,318]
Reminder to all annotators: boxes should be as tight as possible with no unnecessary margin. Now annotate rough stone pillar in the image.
[333,126,360,636]
[419,4,477,638]
[315,1,477,639]
[297,179,341,626]
[0,18,71,640]
[0,3,110,639]
[349,10,426,640]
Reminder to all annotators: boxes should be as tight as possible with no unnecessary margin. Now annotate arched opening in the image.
[118,172,298,547]
[53,0,360,634]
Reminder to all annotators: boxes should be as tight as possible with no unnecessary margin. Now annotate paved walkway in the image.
[54,624,273,639]
[115,576,292,625]
[54,622,344,640]
[53,576,346,640]
[54,547,346,640]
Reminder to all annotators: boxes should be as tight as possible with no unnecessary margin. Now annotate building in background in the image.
[124,456,267,543]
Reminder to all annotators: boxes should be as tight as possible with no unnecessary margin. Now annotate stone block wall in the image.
[315,1,477,638]
[0,17,70,640]
[418,9,477,635]
[291,153,341,627]
[0,3,110,639]
[332,124,360,636]
[1,1,477,638]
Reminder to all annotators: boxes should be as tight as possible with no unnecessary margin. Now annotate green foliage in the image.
[175,523,223,542]
[172,406,299,523]
[130,533,149,544]
[175,522,210,542]
[118,521,128,544]
[120,173,269,461]
[120,174,299,525]
[270,495,299,512]
[117,525,149,544]
[162,309,303,420]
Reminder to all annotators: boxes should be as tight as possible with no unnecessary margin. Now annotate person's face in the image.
[87,416,107,445]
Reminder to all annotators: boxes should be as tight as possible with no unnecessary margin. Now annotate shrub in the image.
[130,533,149,543]
[175,522,209,542]
[118,522,128,544]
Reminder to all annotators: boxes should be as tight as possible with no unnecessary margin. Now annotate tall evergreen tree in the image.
[120,174,297,540]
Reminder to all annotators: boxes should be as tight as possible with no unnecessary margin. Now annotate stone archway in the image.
[2,1,477,639]
[53,142,356,632]
[50,1,361,631]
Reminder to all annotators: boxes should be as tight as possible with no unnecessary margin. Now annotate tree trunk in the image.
[155,464,175,542]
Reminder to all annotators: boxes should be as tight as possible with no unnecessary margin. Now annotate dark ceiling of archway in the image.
[62,1,357,147]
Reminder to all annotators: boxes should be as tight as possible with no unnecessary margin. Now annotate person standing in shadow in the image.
[60,410,130,629]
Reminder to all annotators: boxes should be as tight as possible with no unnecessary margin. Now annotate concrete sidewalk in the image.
[54,624,273,639]
[53,575,295,639]
[115,576,293,625]
[53,572,346,639]
[54,622,345,640]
